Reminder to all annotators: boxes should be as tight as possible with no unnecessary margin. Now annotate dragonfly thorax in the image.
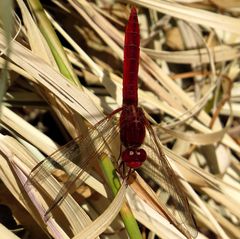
[122,148,146,168]
[120,105,146,148]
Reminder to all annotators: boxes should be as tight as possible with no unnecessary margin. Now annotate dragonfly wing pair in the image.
[142,120,197,238]
[26,111,197,237]
[27,114,120,214]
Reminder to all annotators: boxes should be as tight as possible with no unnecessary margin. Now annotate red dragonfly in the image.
[28,7,197,238]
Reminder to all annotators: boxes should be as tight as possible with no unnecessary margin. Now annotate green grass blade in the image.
[100,154,143,239]
[27,0,80,87]
[0,0,13,106]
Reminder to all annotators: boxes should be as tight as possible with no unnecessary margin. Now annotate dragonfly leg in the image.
[115,144,134,179]
[125,168,135,181]
[116,160,133,180]
[115,160,124,177]
[115,144,128,177]
[117,144,123,166]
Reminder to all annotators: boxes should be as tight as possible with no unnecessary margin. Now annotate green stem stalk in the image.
[99,154,142,239]
[27,0,80,86]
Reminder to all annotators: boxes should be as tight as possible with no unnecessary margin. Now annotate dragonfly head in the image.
[122,148,146,168]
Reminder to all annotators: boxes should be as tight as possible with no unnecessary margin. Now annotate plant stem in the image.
[99,154,142,239]
[27,0,80,86]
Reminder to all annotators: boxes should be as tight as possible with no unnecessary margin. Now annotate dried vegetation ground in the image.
[0,0,240,239]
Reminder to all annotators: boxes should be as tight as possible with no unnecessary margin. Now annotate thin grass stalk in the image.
[27,0,80,86]
[99,154,143,239]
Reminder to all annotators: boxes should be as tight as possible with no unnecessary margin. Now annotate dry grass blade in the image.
[143,46,240,64]
[1,106,58,155]
[0,224,21,239]
[0,134,96,237]
[0,32,104,124]
[131,0,240,34]
[16,0,57,67]
[74,182,126,239]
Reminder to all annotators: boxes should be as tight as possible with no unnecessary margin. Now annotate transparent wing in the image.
[27,112,121,214]
[143,120,197,238]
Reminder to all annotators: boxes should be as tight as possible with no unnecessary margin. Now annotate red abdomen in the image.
[123,7,140,106]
